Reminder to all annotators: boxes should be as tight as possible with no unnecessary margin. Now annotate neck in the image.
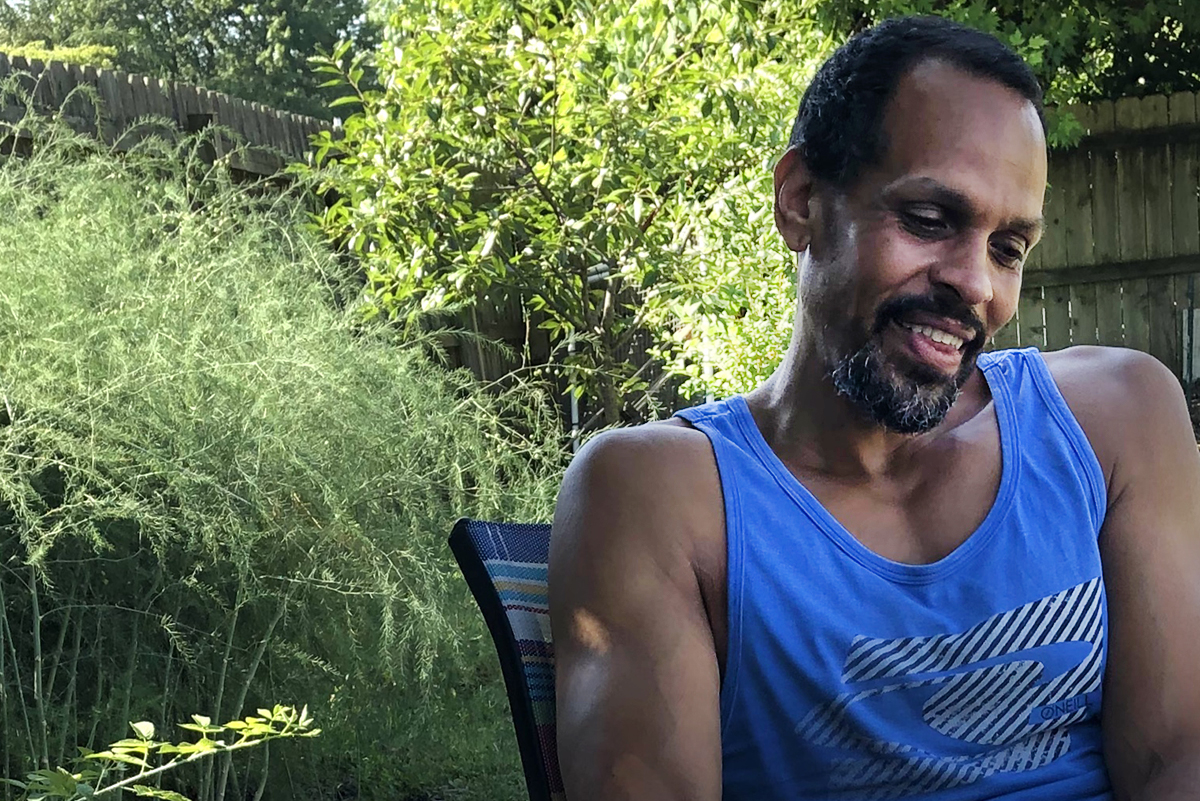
[744,333,987,481]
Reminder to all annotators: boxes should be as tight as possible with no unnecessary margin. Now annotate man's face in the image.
[776,60,1048,434]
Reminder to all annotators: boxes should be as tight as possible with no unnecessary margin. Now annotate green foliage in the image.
[0,0,373,117]
[304,1,1199,403]
[812,1,1200,146]
[660,3,1200,397]
[8,707,317,801]
[0,40,118,69]
[645,169,797,399]
[0,99,561,799]
[299,0,834,423]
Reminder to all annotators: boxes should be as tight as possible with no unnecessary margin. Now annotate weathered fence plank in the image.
[1018,286,1045,348]
[1061,123,1094,267]
[1143,96,1174,256]
[1043,283,1071,348]
[1124,277,1152,352]
[1070,283,1099,345]
[1180,272,1200,381]
[1096,281,1125,346]
[1171,93,1199,256]
[118,73,137,133]
[1149,276,1178,370]
[0,51,333,174]
[1139,97,1178,368]
[1090,101,1121,270]
[1041,157,1069,270]
[1116,98,1149,263]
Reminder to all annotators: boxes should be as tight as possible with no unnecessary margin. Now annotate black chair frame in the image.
[448,517,554,801]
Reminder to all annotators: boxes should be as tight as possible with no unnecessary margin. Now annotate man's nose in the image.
[928,236,994,307]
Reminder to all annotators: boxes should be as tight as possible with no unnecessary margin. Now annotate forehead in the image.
[868,59,1047,216]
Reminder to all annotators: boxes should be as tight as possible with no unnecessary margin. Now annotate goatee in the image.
[829,294,985,435]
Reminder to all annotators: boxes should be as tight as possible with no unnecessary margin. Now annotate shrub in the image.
[0,113,562,799]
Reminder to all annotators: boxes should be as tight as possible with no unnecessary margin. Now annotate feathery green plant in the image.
[0,90,560,799]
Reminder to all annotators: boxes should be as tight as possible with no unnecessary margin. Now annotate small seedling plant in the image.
[2,705,319,801]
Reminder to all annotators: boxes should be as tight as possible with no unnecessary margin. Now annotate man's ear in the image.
[774,149,814,253]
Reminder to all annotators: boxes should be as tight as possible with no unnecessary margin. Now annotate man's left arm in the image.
[1086,351,1200,799]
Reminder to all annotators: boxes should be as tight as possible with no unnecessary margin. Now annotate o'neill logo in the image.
[796,578,1105,799]
[1031,692,1097,724]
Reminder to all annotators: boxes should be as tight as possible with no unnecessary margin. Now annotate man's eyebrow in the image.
[1006,214,1046,242]
[882,177,1046,240]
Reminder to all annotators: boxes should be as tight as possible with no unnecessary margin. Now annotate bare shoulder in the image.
[565,418,716,485]
[551,418,722,564]
[1041,344,1180,410]
[1040,346,1189,482]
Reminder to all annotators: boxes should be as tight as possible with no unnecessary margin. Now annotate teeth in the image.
[900,321,964,349]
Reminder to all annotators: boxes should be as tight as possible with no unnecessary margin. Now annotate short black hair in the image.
[788,16,1045,187]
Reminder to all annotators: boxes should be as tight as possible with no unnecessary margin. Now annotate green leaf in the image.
[109,738,151,751]
[131,721,156,741]
[479,229,498,258]
[132,785,190,801]
[160,740,218,756]
[723,94,740,126]
[88,752,151,768]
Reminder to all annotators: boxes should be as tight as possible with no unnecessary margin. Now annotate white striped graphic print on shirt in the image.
[795,578,1104,799]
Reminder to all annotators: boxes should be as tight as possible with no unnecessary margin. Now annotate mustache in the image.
[872,294,986,345]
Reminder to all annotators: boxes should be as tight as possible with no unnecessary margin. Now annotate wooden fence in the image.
[0,52,333,176]
[994,92,1200,381]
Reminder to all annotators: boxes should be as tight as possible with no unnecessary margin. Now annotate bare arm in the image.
[1058,349,1200,799]
[548,425,723,801]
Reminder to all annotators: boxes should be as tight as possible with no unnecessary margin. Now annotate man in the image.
[548,15,1200,801]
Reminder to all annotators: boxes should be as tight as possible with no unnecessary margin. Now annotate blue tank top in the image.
[676,348,1112,801]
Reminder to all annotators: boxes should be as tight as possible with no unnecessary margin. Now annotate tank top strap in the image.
[978,347,1107,532]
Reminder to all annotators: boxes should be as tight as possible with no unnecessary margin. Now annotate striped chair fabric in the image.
[449,518,564,801]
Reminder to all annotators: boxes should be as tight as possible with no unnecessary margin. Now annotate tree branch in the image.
[501,133,566,226]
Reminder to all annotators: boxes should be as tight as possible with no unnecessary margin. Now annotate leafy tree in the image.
[306,0,1198,413]
[0,0,372,117]
[303,0,833,426]
[0,40,117,68]
[815,1,1200,104]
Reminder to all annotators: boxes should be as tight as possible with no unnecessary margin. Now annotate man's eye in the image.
[901,210,947,235]
[991,241,1026,268]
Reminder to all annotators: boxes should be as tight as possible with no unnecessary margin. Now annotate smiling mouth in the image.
[897,320,966,351]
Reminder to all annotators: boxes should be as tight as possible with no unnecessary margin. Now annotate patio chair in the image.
[448,518,565,801]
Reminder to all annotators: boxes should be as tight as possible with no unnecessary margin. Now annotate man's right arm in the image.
[548,425,723,801]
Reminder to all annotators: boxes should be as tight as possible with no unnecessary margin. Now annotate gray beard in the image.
[829,340,974,435]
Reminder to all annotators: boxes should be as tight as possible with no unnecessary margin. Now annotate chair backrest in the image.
[448,518,565,801]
